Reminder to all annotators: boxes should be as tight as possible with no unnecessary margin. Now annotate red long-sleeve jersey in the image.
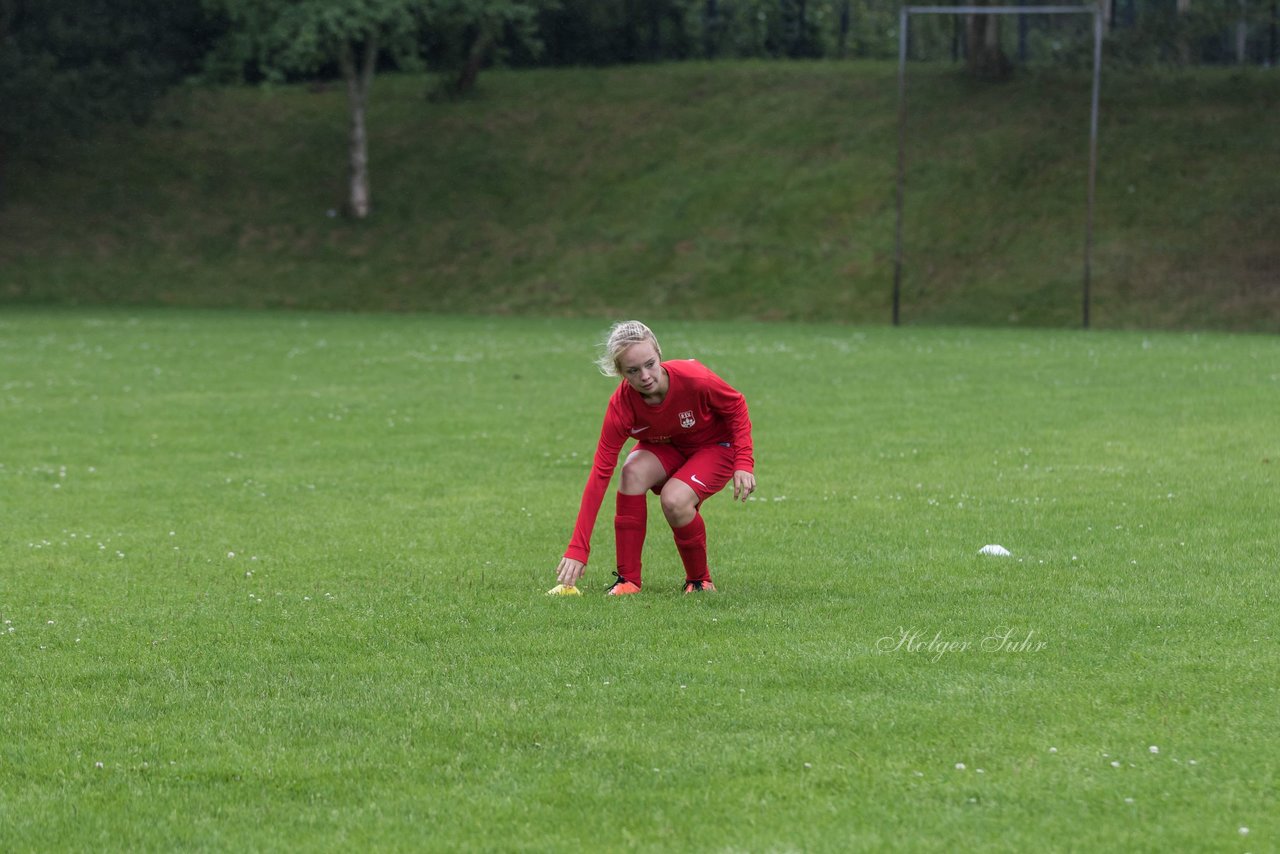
[564,359,754,565]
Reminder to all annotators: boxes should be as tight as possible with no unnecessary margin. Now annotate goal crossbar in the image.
[892,4,1103,327]
[904,5,1097,14]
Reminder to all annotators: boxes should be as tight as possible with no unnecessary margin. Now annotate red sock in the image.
[672,513,709,583]
[614,492,647,586]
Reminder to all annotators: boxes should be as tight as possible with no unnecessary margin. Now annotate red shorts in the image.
[633,441,737,501]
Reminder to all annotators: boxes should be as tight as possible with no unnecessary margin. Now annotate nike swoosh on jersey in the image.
[630,426,650,435]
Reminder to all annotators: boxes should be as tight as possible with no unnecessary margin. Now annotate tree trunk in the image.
[965,12,1012,80]
[648,0,661,60]
[793,0,808,57]
[1236,0,1249,64]
[1177,0,1193,64]
[455,28,494,95]
[620,0,638,61]
[703,0,721,58]
[339,36,378,220]
[837,0,850,59]
[1271,0,1278,66]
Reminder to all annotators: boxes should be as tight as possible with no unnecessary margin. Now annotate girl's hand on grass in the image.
[732,470,756,502]
[556,557,585,587]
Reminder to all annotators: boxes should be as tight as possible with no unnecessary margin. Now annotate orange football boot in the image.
[606,573,642,595]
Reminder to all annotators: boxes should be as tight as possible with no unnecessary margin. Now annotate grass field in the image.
[2,309,1275,850]
[3,62,1277,330]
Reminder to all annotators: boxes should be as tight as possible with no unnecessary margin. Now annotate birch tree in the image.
[209,0,427,219]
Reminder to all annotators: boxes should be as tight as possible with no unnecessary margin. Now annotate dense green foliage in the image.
[529,0,1279,66]
[0,0,215,159]
[2,62,1275,330]
[202,0,429,81]
[3,311,1277,849]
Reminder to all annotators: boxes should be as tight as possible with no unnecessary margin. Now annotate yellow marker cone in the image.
[546,584,582,596]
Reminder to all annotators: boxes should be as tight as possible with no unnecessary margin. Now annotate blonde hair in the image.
[596,320,662,377]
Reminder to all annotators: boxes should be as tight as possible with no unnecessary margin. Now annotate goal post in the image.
[892,4,1103,328]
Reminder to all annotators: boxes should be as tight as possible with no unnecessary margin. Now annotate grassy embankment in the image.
[1,61,1276,329]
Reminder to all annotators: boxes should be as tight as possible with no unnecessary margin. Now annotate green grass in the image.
[2,310,1276,850]
[2,61,1277,330]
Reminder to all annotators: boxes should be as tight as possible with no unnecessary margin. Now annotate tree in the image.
[534,0,693,65]
[0,0,216,204]
[208,0,429,219]
[209,0,545,217]
[425,0,546,97]
[965,3,1013,79]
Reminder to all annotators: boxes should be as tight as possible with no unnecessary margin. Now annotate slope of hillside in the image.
[2,61,1276,330]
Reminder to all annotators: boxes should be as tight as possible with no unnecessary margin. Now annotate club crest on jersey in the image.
[679,410,696,429]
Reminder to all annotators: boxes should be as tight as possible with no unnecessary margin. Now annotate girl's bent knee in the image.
[660,492,696,524]
[619,465,644,494]
[620,455,663,494]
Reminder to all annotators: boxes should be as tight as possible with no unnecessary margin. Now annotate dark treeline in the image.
[517,0,1279,67]
[0,1,220,160]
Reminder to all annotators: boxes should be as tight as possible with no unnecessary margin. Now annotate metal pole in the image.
[1084,5,1102,329]
[893,6,909,326]
[906,5,1095,13]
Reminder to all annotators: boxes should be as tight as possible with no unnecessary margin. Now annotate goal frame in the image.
[892,4,1103,328]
